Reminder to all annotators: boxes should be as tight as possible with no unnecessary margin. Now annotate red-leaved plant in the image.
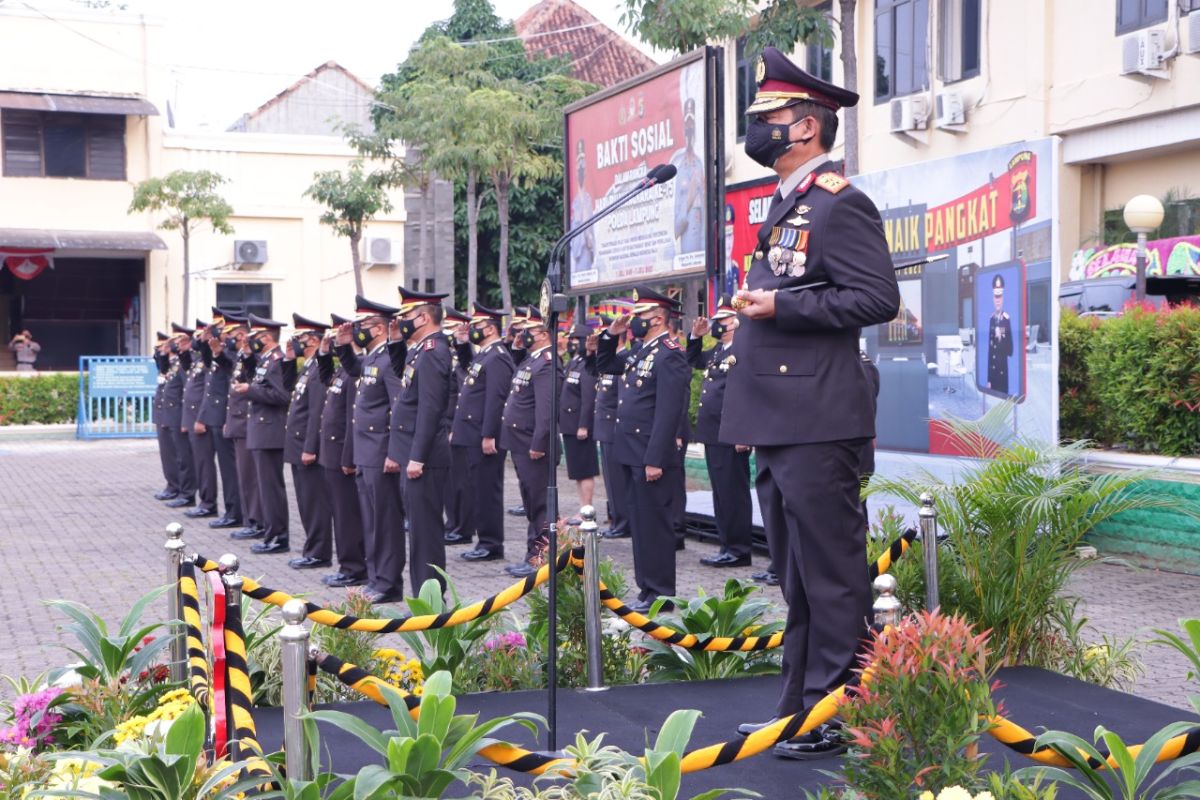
[837,611,1001,800]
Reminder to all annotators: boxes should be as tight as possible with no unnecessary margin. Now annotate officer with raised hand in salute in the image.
[387,288,453,594]
[687,296,753,569]
[198,309,242,530]
[595,286,690,614]
[336,296,406,605]
[441,307,472,546]
[283,314,333,571]
[451,303,516,563]
[223,313,264,541]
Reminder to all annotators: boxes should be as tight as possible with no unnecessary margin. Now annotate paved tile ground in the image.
[0,430,1197,712]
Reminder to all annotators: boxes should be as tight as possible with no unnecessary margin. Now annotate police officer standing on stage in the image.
[726,48,900,758]
[152,332,181,501]
[451,303,515,562]
[596,286,690,613]
[559,323,599,514]
[337,297,406,604]
[688,296,753,568]
[387,289,452,593]
[500,307,560,577]
[198,310,242,529]
[163,323,197,508]
[224,313,264,541]
[234,314,294,555]
[284,315,334,569]
[315,315,367,587]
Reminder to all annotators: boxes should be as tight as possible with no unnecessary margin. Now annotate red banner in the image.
[923,151,1037,251]
[0,248,54,281]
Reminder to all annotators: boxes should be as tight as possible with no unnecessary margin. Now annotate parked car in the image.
[1058,276,1163,315]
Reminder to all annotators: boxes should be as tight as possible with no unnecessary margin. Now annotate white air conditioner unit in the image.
[233,240,268,267]
[1184,12,1200,55]
[935,90,966,128]
[363,237,401,268]
[889,96,929,133]
[1120,28,1170,77]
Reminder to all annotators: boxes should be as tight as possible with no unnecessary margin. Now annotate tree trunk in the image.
[839,0,860,176]
[349,227,364,298]
[417,175,430,291]
[466,168,479,307]
[495,172,512,313]
[181,222,190,323]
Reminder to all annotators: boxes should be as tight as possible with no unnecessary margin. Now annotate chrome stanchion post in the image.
[872,574,902,629]
[919,492,939,611]
[279,599,312,781]
[218,554,242,757]
[164,523,187,683]
[579,505,606,692]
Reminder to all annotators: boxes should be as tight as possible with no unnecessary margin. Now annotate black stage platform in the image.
[255,668,1199,798]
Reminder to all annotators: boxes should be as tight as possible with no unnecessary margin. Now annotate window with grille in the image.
[216,284,273,320]
[2,111,126,179]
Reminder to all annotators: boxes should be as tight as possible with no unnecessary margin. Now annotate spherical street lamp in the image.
[1123,194,1165,301]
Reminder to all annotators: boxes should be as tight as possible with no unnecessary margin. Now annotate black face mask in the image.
[744,117,796,168]
[223,336,237,349]
[566,341,580,357]
[468,326,486,345]
[711,322,727,338]
[169,341,179,354]
[352,323,372,347]
[250,337,265,354]
[519,331,535,348]
[630,317,652,339]
[398,316,420,342]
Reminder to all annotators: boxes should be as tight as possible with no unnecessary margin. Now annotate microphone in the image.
[639,163,677,188]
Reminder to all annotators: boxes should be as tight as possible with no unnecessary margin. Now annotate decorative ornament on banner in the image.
[0,248,54,280]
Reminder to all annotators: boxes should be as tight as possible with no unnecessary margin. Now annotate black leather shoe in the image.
[165,496,195,509]
[154,489,179,501]
[363,589,404,605]
[675,540,686,552]
[629,598,674,615]
[461,548,501,562]
[751,569,780,586]
[288,557,332,569]
[505,562,537,578]
[701,552,751,568]
[773,724,847,760]
[250,540,289,554]
[230,527,265,540]
[208,515,242,529]
[736,717,781,736]
[443,531,471,545]
[507,505,526,516]
[184,506,217,518]
[600,528,630,539]
[324,572,368,587]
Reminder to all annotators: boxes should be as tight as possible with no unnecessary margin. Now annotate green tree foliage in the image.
[303,161,392,297]
[128,170,233,322]
[621,0,832,55]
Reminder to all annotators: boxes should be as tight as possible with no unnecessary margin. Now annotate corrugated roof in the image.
[514,0,657,88]
[240,61,375,123]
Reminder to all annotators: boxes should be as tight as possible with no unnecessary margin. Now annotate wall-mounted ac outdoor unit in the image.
[1120,28,1170,78]
[889,96,929,133]
[233,240,268,268]
[935,90,966,128]
[364,237,402,269]
[1184,12,1200,55]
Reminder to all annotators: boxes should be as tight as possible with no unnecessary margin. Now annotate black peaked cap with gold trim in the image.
[355,295,399,320]
[170,322,192,336]
[746,46,859,115]
[292,313,329,333]
[248,313,285,334]
[443,306,471,324]
[631,285,681,314]
[470,302,506,326]
[396,287,448,316]
[330,313,351,327]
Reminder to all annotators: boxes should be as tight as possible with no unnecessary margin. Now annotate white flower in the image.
[52,665,84,689]
[935,788,974,800]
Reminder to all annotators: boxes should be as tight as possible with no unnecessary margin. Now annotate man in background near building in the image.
[7,330,40,372]
[284,314,333,570]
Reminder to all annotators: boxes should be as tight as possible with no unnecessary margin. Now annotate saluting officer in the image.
[152,332,182,501]
[452,303,515,562]
[336,296,406,605]
[223,313,265,541]
[441,307,472,546]
[163,324,197,508]
[316,314,367,587]
[387,289,453,593]
[596,286,690,613]
[198,309,242,529]
[284,315,334,570]
[504,307,530,519]
[234,314,294,555]
[181,319,217,517]
[500,306,561,577]
[588,316,634,540]
[725,48,900,758]
[687,296,753,568]
[559,323,599,514]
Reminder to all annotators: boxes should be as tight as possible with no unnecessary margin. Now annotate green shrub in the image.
[1058,309,1102,443]
[0,373,79,425]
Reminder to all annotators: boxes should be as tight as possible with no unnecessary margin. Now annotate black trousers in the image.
[599,442,629,535]
[443,446,468,538]
[510,448,550,560]
[172,427,196,497]
[669,447,687,548]
[622,463,677,601]
[291,462,332,561]
[251,447,288,545]
[755,439,871,717]
[403,467,448,593]
[471,447,507,556]
[356,466,406,597]
[213,428,240,519]
[233,437,261,527]
[189,428,218,512]
[157,425,180,492]
[324,467,366,580]
[706,444,753,560]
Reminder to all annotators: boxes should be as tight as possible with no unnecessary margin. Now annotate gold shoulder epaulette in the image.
[815,173,849,194]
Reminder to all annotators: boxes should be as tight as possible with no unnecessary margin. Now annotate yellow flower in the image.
[412,686,423,697]
[973,794,996,800]
[935,788,974,800]
[919,793,935,800]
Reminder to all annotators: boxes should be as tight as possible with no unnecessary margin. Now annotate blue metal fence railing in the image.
[76,356,157,439]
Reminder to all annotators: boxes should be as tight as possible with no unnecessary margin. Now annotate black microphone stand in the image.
[539,165,675,751]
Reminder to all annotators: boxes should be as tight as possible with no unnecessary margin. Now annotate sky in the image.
[101,0,657,130]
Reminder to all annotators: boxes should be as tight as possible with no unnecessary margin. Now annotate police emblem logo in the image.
[631,288,640,302]
[755,55,766,85]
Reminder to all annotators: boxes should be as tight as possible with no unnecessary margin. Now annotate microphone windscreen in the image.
[652,163,678,183]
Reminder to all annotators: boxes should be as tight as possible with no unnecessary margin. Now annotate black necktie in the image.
[769,188,784,212]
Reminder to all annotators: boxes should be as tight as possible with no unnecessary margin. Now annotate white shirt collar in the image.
[778,153,831,198]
